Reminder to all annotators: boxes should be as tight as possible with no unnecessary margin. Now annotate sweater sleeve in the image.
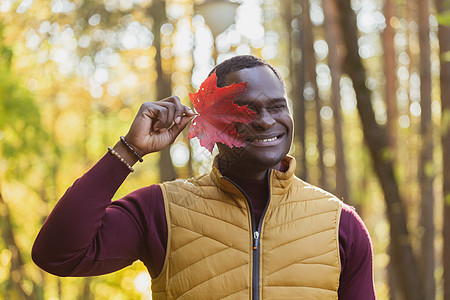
[338,204,376,299]
[31,153,167,278]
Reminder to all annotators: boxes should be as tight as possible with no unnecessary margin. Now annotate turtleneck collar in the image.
[210,155,296,197]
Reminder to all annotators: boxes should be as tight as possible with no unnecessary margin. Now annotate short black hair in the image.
[208,55,284,87]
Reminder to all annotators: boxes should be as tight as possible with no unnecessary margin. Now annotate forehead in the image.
[224,66,286,103]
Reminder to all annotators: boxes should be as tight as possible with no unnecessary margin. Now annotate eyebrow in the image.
[236,97,287,106]
[269,98,287,104]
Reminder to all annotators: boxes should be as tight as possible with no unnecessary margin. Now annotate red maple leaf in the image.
[188,71,256,153]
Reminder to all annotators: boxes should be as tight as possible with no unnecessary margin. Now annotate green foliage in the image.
[436,11,450,26]
[0,41,47,177]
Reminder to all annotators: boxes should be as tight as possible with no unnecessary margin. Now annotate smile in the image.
[252,136,278,143]
[245,134,284,146]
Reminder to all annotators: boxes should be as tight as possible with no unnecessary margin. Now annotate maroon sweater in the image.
[32,153,376,299]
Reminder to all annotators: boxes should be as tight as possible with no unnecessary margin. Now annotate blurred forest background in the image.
[0,0,449,299]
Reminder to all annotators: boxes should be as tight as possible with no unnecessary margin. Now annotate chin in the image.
[217,143,288,172]
[245,151,287,170]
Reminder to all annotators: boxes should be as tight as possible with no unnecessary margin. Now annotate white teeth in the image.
[253,137,278,142]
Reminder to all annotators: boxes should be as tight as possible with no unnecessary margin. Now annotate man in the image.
[33,55,376,299]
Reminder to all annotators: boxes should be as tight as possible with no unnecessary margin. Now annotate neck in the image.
[217,156,280,181]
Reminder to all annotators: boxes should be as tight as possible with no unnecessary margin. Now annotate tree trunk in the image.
[334,0,424,298]
[323,0,350,203]
[384,2,401,292]
[81,278,92,300]
[302,0,328,190]
[285,0,307,180]
[382,0,398,150]
[405,0,417,219]
[152,0,178,182]
[436,0,450,297]
[417,0,435,298]
[388,243,402,299]
[311,87,327,191]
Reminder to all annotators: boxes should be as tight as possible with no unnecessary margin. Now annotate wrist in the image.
[112,141,139,167]
[123,134,147,158]
[120,136,144,162]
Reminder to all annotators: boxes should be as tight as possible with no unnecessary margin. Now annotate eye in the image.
[268,105,285,111]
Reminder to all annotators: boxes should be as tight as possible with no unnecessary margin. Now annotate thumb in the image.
[168,115,194,139]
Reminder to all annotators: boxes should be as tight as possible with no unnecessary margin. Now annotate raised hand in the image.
[114,96,195,164]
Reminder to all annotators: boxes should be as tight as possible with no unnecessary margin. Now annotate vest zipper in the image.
[253,231,260,249]
[223,171,272,300]
[253,174,272,299]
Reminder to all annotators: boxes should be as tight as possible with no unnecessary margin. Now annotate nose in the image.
[252,109,276,130]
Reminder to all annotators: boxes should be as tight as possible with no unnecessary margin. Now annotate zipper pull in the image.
[253,231,260,250]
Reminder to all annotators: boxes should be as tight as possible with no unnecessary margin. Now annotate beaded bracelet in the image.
[120,136,143,163]
[108,146,135,172]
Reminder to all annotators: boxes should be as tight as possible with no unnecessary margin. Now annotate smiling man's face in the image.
[217,66,294,175]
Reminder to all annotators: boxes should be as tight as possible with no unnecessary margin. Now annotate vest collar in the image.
[210,155,297,196]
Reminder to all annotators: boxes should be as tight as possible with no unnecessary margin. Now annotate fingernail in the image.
[175,116,181,124]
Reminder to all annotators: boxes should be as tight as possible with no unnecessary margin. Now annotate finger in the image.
[153,106,168,131]
[168,114,194,140]
[163,97,194,125]
[183,105,196,117]
[154,102,176,129]
[160,95,180,104]
[164,104,176,127]
[171,97,184,124]
[132,102,158,133]
[160,96,184,124]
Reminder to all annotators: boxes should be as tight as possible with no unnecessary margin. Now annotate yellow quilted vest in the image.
[153,156,342,299]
